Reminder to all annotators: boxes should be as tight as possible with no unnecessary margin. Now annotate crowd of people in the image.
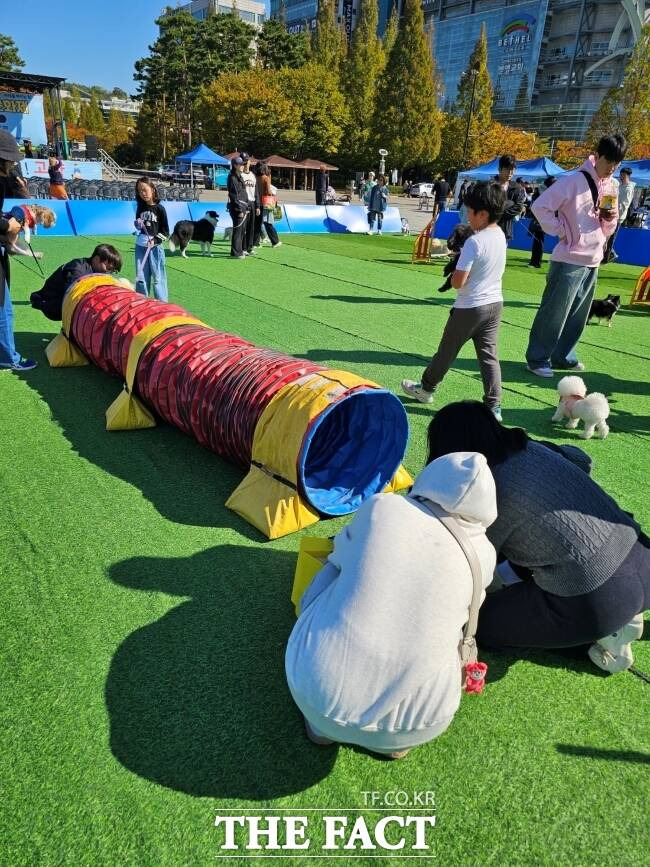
[2,126,648,763]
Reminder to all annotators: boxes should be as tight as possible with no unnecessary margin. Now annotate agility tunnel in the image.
[46,275,412,538]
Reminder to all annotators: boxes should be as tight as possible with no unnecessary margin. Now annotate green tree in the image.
[340,0,384,169]
[196,68,301,157]
[79,94,105,136]
[201,11,256,76]
[102,109,134,155]
[257,18,310,69]
[62,97,80,127]
[452,23,493,167]
[382,7,399,60]
[111,87,128,99]
[0,33,25,71]
[279,62,349,158]
[585,85,624,146]
[620,21,650,158]
[311,0,346,75]
[456,24,493,129]
[373,0,441,169]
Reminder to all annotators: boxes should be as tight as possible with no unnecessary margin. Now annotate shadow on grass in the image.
[106,544,336,798]
[555,745,650,764]
[16,330,259,535]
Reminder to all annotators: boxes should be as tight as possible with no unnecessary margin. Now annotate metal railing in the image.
[98,148,126,180]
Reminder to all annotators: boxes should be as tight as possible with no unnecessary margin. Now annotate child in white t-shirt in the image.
[402,181,507,421]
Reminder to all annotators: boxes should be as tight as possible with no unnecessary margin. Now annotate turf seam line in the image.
[88,236,650,432]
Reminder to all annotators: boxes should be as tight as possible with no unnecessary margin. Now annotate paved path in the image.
[197,187,444,234]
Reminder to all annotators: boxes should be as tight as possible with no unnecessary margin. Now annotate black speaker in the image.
[85,135,99,159]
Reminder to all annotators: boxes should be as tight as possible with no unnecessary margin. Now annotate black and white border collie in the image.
[169,210,219,257]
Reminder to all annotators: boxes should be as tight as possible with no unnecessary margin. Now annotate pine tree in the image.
[456,24,493,128]
[373,0,441,169]
[340,0,384,169]
[257,19,310,69]
[0,33,24,71]
[311,0,346,75]
[382,6,399,60]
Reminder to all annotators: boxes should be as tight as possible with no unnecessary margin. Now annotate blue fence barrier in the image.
[162,202,193,229]
[434,211,648,267]
[4,198,76,237]
[283,204,329,233]
[67,200,136,236]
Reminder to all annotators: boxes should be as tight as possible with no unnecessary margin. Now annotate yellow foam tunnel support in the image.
[105,315,205,431]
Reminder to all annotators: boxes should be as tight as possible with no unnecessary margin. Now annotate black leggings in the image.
[477,534,650,649]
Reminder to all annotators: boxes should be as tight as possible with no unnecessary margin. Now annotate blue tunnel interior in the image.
[299,388,409,516]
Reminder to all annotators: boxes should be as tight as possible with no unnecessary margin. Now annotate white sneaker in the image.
[588,614,644,673]
[526,364,554,378]
[367,229,373,235]
[272,241,282,248]
[377,229,383,235]
[401,379,434,404]
[568,362,586,372]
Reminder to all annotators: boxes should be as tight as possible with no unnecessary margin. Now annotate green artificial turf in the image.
[1,232,649,866]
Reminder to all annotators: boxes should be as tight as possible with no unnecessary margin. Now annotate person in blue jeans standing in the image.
[134,177,169,301]
[0,130,37,372]
[525,134,626,377]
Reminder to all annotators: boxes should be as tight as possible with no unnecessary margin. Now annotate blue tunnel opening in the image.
[298,388,409,516]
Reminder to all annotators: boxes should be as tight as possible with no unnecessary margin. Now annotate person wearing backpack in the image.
[525,134,625,378]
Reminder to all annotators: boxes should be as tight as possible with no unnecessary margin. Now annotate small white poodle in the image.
[551,376,609,439]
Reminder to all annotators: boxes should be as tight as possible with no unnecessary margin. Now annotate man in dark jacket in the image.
[0,131,36,371]
[227,157,251,259]
[315,164,328,205]
[30,243,123,321]
[494,155,526,242]
[433,175,450,219]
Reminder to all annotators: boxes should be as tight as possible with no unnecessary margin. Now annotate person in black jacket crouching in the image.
[30,243,122,321]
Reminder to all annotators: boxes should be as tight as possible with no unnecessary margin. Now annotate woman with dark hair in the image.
[426,401,649,673]
[253,163,281,249]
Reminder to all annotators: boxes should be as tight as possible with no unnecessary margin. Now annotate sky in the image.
[5,0,269,94]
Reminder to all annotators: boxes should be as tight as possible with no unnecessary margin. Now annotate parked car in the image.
[160,164,205,185]
[410,182,434,198]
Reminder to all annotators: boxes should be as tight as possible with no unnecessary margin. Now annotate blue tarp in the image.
[174,144,230,166]
[459,156,565,181]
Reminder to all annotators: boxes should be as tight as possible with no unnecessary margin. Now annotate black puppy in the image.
[588,294,621,327]
[437,223,475,292]
[169,210,219,257]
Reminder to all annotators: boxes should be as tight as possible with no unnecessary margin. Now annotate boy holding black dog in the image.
[402,181,507,421]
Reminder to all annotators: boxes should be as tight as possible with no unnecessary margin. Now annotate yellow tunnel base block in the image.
[105,389,157,431]
[45,332,89,368]
[291,537,334,615]
[384,464,414,493]
[226,466,320,540]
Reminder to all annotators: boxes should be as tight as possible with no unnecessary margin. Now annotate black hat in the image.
[232,156,244,167]
[0,131,21,162]
[239,151,250,162]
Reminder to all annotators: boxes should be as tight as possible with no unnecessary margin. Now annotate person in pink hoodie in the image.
[525,134,626,378]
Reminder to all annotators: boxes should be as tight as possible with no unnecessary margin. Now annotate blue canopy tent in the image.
[618,159,650,186]
[458,156,565,181]
[174,143,230,187]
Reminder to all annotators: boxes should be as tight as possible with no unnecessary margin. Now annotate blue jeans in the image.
[0,281,21,367]
[135,244,168,302]
[526,261,598,369]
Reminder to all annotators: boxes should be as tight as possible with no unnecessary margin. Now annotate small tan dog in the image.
[551,375,609,439]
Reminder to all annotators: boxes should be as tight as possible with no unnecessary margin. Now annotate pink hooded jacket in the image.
[531,156,618,267]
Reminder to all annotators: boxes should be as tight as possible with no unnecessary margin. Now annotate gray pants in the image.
[422,302,503,408]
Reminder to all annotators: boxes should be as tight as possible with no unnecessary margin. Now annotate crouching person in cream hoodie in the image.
[285,452,497,759]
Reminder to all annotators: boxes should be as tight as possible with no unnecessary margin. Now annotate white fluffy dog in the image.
[551,376,609,439]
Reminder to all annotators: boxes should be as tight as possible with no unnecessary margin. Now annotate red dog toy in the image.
[464,661,487,694]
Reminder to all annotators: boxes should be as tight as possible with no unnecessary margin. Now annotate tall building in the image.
[270,1,359,37]
[173,0,267,29]
[425,0,649,139]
